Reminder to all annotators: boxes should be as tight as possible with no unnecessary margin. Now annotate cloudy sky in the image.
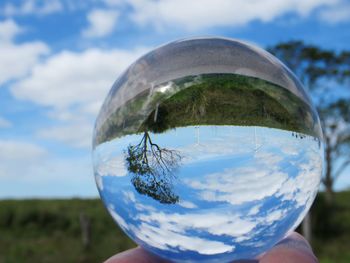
[97,126,322,261]
[0,0,350,198]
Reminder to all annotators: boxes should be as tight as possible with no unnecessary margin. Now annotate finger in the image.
[259,232,318,263]
[104,247,169,263]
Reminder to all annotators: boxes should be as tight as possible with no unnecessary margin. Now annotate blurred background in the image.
[0,0,349,262]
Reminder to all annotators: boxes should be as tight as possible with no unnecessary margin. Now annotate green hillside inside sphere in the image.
[95,73,318,146]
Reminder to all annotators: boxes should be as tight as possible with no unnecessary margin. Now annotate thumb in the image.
[259,232,318,263]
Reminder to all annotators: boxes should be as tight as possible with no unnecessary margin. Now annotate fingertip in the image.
[277,232,315,255]
[104,247,168,263]
[260,232,318,263]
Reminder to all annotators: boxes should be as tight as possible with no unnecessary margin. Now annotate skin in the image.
[105,232,318,263]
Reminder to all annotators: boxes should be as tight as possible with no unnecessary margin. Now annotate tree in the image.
[269,41,350,243]
[269,41,350,204]
[124,131,182,204]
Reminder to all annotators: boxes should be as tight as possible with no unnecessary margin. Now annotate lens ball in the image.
[92,37,323,262]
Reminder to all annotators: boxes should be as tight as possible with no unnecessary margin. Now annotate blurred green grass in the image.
[310,191,350,263]
[0,191,349,263]
[0,199,136,263]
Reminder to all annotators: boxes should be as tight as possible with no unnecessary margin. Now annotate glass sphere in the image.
[92,37,323,262]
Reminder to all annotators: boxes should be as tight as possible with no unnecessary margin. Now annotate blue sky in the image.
[0,0,349,198]
[95,126,322,261]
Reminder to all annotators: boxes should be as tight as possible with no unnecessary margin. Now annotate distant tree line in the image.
[269,41,350,204]
[269,41,350,243]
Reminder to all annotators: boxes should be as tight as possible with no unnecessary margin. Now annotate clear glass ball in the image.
[92,37,324,262]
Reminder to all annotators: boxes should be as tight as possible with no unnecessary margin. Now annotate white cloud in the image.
[122,190,136,203]
[177,126,262,164]
[2,0,63,16]
[11,47,148,148]
[319,1,350,23]
[111,0,338,30]
[82,9,119,38]
[98,130,323,257]
[37,121,93,148]
[276,147,322,207]
[247,204,262,216]
[0,116,12,128]
[103,0,125,6]
[94,154,127,179]
[185,130,322,208]
[0,20,49,86]
[132,222,235,255]
[178,200,198,209]
[100,128,322,257]
[276,147,322,231]
[184,141,288,206]
[108,204,130,230]
[139,212,256,238]
[118,202,281,256]
[190,165,288,206]
[135,202,156,212]
[11,47,147,112]
[0,140,95,197]
[265,209,285,223]
[0,40,49,85]
[0,140,47,162]
[0,19,22,42]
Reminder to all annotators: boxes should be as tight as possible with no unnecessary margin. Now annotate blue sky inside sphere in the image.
[94,126,322,262]
[0,0,349,198]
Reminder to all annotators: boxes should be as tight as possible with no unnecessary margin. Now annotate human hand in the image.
[104,232,318,263]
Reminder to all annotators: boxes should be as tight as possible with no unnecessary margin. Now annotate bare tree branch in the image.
[125,131,182,204]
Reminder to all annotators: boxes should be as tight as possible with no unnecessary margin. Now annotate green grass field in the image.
[0,199,135,263]
[0,191,349,263]
[95,73,319,146]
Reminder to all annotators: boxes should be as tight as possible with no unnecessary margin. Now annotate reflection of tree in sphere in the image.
[92,37,324,262]
[125,131,181,204]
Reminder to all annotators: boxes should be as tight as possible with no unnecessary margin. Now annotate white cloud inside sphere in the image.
[187,136,322,207]
[99,130,323,255]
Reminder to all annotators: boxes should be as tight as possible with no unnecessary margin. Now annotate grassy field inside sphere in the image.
[95,74,318,145]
